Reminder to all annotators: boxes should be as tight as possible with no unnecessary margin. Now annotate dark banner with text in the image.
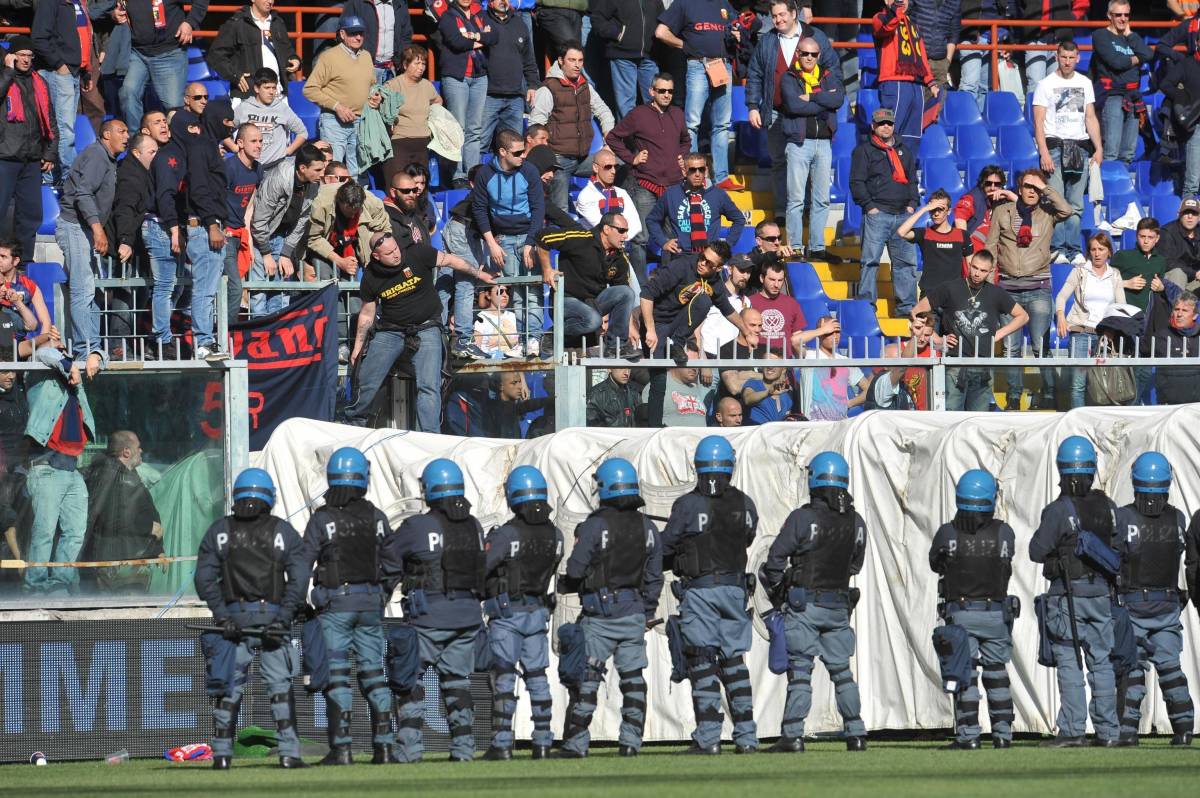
[229,285,339,450]
[0,620,491,762]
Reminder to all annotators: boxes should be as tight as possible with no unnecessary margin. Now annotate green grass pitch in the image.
[2,739,1197,798]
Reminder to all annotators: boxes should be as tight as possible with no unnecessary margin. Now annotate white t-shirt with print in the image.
[1032,70,1094,142]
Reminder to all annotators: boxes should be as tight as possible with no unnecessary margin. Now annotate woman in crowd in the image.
[1055,231,1127,408]
[383,46,443,186]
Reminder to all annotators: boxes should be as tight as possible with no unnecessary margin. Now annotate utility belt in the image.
[483,591,555,619]
[785,586,859,612]
[28,450,79,472]
[1049,574,1109,592]
[685,572,747,589]
[225,600,280,613]
[581,587,642,617]
[1119,588,1179,604]
[403,587,476,619]
[945,597,1006,612]
[324,582,382,598]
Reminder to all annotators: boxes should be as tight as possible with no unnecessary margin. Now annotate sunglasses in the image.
[874,120,894,126]
[328,174,351,182]
[597,163,617,171]
[699,255,721,270]
[607,224,629,234]
[1109,11,1129,17]
[687,166,708,174]
[395,187,420,195]
[371,232,396,248]
[798,51,820,57]
[759,235,781,242]
[508,148,526,157]
[984,180,1004,187]
[654,87,675,94]
[188,94,209,101]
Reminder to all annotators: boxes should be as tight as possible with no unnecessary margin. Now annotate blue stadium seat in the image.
[731,84,749,124]
[201,79,230,98]
[918,124,952,162]
[953,123,997,169]
[787,261,827,301]
[1134,160,1177,197]
[984,92,1024,135]
[38,186,59,236]
[841,198,862,237]
[735,121,768,163]
[589,121,604,155]
[1151,194,1182,222]
[941,90,984,129]
[832,124,856,159]
[25,262,66,329]
[1024,92,1035,126]
[855,89,880,130]
[1050,262,1073,349]
[920,156,965,195]
[1104,191,1142,224]
[727,226,756,254]
[74,115,95,153]
[860,68,878,90]
[836,299,883,357]
[186,47,212,81]
[997,123,1037,162]
[289,80,321,139]
[1100,161,1134,194]
[831,155,851,204]
[799,297,832,329]
[836,99,850,124]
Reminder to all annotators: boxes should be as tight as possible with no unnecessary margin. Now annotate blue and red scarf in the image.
[5,71,54,141]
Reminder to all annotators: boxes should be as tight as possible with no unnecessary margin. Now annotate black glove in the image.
[220,617,241,641]
[262,619,289,649]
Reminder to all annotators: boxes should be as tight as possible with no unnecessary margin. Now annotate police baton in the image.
[1059,559,1084,671]
[185,623,268,635]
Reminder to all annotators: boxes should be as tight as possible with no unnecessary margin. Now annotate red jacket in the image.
[872,5,933,85]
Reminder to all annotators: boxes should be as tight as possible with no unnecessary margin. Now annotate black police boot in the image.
[766,737,805,754]
[554,748,587,759]
[481,746,512,761]
[531,745,551,760]
[318,745,354,765]
[1091,738,1120,748]
[279,756,308,769]
[734,744,757,754]
[1039,735,1085,748]
[941,739,980,751]
[992,738,1011,750]
[372,744,401,764]
[618,745,638,757]
[212,755,231,770]
[1170,732,1193,747]
[677,743,721,755]
[846,736,868,752]
[1117,734,1140,747]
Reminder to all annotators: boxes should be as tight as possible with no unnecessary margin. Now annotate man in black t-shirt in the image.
[910,249,1029,411]
[344,233,494,431]
[897,189,972,295]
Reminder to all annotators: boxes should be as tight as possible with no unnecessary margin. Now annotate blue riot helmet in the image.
[594,458,640,500]
[422,458,465,501]
[808,452,850,489]
[1132,451,1171,517]
[1055,436,1097,475]
[955,469,997,513]
[506,465,549,507]
[232,468,276,508]
[1131,452,1171,493]
[694,435,735,475]
[327,446,370,489]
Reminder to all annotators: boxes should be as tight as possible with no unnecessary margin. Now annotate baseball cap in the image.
[872,108,896,125]
[1180,198,1200,215]
[728,253,754,273]
[338,15,367,34]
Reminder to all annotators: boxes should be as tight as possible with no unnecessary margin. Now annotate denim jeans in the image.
[120,47,187,129]
[1001,285,1054,404]
[249,235,288,317]
[1047,143,1087,260]
[1100,97,1138,165]
[481,94,525,160]
[957,36,990,112]
[318,112,362,177]
[500,233,542,340]
[0,159,44,261]
[563,285,636,347]
[344,325,444,431]
[1068,331,1097,409]
[440,218,483,348]
[1185,128,1200,199]
[610,58,658,118]
[142,219,179,342]
[56,219,101,360]
[859,209,918,316]
[23,464,88,593]
[186,226,226,349]
[627,183,657,286]
[685,59,731,183]
[944,367,993,411]
[786,138,833,252]
[223,233,244,328]
[549,153,588,213]
[443,75,489,181]
[40,70,80,171]
[1023,38,1055,92]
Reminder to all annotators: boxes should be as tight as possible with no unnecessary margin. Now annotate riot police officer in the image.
[929,469,1017,750]
[1028,436,1121,747]
[480,465,564,761]
[386,458,486,763]
[663,436,759,755]
[194,468,308,770]
[557,457,664,758]
[300,447,404,765]
[762,451,868,752]
[1115,452,1194,747]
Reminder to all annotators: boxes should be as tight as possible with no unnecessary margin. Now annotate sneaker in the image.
[503,345,524,359]
[195,345,212,361]
[1052,251,1071,265]
[715,177,747,192]
[198,345,228,362]
[338,344,350,364]
[452,343,490,360]
[807,249,845,265]
[1070,253,1088,267]
[524,338,540,358]
[618,343,643,361]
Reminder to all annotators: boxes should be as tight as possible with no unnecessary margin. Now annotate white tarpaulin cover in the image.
[255,408,1200,742]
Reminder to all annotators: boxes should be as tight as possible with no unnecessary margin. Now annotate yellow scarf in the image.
[790,58,822,94]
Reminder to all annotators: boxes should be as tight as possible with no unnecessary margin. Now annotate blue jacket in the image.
[437,4,500,81]
[483,8,539,97]
[779,66,844,146]
[909,0,962,61]
[564,508,663,619]
[300,498,402,613]
[24,348,94,449]
[762,502,867,590]
[745,24,838,118]
[1029,493,1122,598]
[645,183,745,253]
[32,0,104,74]
[471,160,545,245]
[386,510,486,630]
